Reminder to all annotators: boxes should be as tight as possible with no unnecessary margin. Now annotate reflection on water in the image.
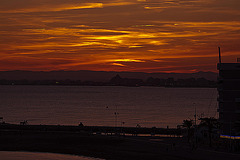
[0,151,103,160]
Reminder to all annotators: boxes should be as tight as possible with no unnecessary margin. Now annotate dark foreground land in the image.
[0,124,239,160]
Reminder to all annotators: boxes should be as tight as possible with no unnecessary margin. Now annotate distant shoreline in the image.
[0,70,217,87]
[0,83,217,88]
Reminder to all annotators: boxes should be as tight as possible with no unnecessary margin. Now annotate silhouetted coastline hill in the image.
[0,70,217,87]
[0,70,217,81]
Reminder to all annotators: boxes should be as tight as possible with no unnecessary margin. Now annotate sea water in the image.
[0,85,218,128]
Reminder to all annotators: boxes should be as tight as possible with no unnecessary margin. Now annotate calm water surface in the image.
[0,151,102,160]
[0,86,218,127]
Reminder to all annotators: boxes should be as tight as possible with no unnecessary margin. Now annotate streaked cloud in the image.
[0,1,135,13]
[0,0,240,72]
[0,3,103,13]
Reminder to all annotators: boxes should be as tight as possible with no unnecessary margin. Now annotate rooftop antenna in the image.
[218,46,222,64]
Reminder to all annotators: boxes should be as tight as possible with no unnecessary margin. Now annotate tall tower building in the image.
[218,60,240,137]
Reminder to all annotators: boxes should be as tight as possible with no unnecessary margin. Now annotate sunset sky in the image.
[0,0,240,73]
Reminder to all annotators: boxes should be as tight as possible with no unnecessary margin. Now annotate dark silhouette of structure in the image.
[218,50,240,137]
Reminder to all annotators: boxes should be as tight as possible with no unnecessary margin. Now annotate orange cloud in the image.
[0,0,240,72]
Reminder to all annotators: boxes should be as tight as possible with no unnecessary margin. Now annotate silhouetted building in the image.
[218,59,240,137]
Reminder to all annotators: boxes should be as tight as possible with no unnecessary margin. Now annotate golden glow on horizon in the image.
[112,63,125,66]
[112,59,145,62]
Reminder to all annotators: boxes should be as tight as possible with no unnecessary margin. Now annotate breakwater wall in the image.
[0,123,182,136]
